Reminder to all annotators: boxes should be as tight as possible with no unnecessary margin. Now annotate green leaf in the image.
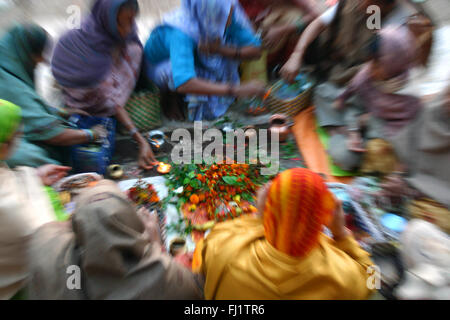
[188,171,196,179]
[177,198,187,211]
[222,176,239,185]
[183,178,191,185]
[190,179,199,189]
[242,193,254,202]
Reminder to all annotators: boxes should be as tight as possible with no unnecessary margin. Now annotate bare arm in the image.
[215,45,262,60]
[115,105,157,169]
[263,24,299,48]
[44,129,89,146]
[292,16,327,63]
[199,40,262,60]
[177,78,234,96]
[281,17,328,82]
[177,78,266,98]
[115,105,142,140]
[264,0,320,49]
[116,105,152,148]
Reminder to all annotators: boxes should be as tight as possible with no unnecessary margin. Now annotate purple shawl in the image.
[51,0,141,88]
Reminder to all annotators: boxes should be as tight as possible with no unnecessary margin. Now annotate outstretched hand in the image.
[37,164,71,186]
[328,199,352,241]
[280,52,302,84]
[137,207,163,245]
[138,141,158,170]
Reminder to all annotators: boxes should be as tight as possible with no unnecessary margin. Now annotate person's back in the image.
[198,169,375,300]
[202,216,374,300]
[28,180,204,300]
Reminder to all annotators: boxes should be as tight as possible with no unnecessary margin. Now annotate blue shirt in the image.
[144,14,261,89]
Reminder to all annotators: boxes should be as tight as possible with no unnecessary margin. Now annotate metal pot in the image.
[107,164,124,180]
[269,114,292,142]
[147,130,165,152]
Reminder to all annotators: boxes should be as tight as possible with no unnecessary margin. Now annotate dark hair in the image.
[120,0,139,13]
[23,24,48,57]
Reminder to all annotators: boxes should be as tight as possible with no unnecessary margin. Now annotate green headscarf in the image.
[0,24,68,168]
[0,23,65,143]
[0,24,48,87]
[0,99,22,144]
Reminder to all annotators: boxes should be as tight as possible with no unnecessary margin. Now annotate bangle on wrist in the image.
[83,129,94,142]
[129,127,139,137]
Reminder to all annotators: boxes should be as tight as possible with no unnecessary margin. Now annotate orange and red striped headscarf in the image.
[263,168,336,257]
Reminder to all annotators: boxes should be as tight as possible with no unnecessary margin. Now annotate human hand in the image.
[407,14,433,37]
[90,124,108,142]
[328,199,351,241]
[198,39,222,55]
[280,52,303,83]
[138,141,158,170]
[234,81,267,99]
[37,164,71,186]
[137,207,163,245]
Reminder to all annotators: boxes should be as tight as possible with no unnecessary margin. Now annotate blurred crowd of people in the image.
[0,0,448,300]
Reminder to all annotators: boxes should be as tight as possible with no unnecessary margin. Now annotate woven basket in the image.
[264,78,314,118]
[124,83,162,132]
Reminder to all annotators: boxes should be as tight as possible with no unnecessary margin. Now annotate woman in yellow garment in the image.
[195,168,375,300]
